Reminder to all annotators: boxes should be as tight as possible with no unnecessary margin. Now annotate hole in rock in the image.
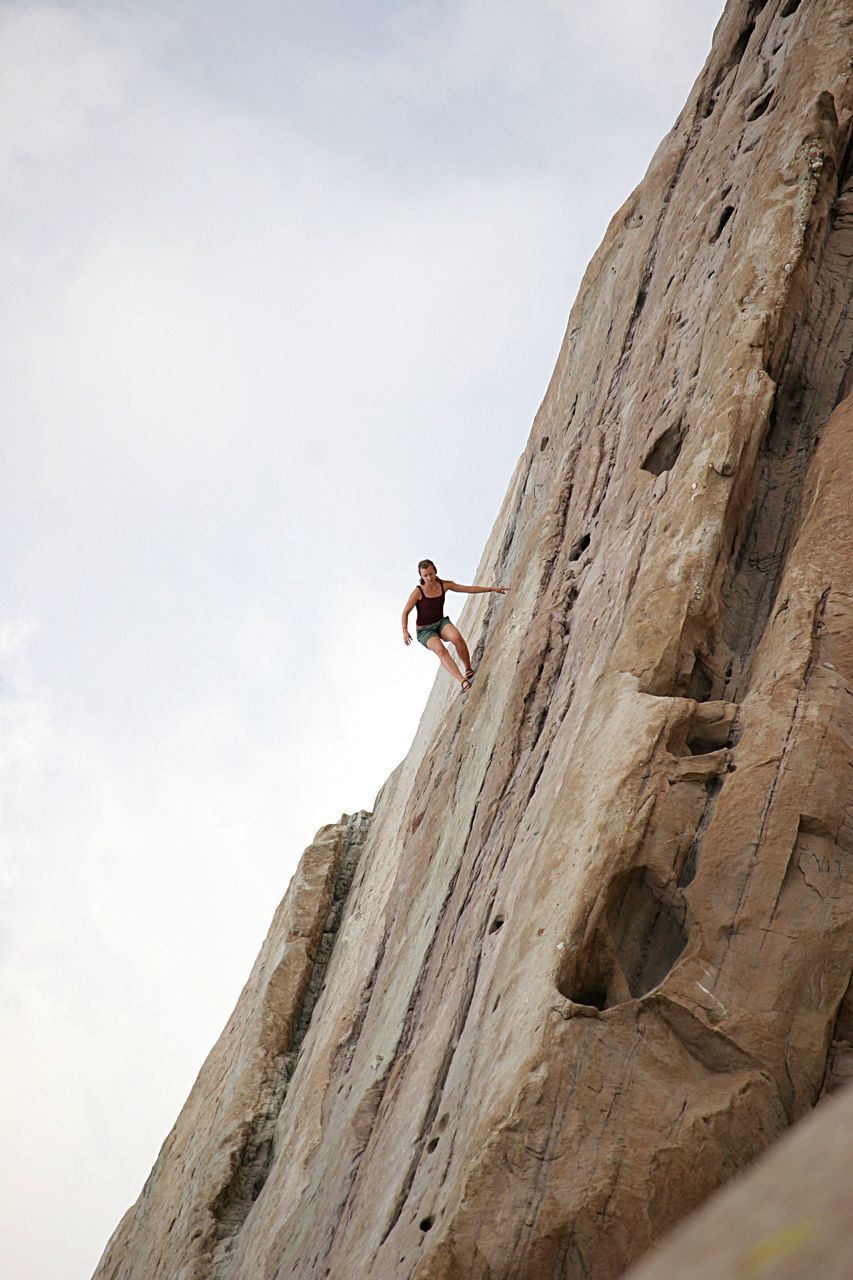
[642,421,683,475]
[556,933,612,1010]
[606,869,688,999]
[540,435,550,452]
[426,1138,439,1153]
[419,1217,434,1232]
[492,994,501,1012]
[780,0,800,16]
[571,977,608,1011]
[668,707,730,757]
[557,869,688,1008]
[488,915,505,934]
[668,705,734,757]
[410,807,426,835]
[710,205,735,243]
[799,814,831,837]
[569,532,591,561]
[686,652,715,702]
[745,90,773,122]
[731,19,755,65]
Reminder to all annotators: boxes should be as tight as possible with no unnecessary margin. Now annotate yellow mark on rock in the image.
[737,1220,818,1278]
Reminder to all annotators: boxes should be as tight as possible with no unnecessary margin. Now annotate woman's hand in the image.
[403,629,412,645]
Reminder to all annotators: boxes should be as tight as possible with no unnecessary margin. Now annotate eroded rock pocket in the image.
[558,867,688,1010]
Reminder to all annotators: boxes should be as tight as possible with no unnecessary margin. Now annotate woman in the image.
[401,559,507,692]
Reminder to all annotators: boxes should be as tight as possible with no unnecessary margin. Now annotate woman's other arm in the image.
[444,580,508,595]
[401,587,421,645]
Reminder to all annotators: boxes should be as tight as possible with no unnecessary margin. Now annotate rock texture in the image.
[95,2,853,1278]
[95,812,371,1279]
[623,1083,853,1280]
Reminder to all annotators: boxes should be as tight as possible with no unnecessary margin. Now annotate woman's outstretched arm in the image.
[445,580,508,595]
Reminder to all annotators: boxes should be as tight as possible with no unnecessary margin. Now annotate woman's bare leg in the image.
[426,635,465,684]
[438,623,472,675]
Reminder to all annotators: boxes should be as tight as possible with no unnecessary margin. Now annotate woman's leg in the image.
[438,623,472,676]
[426,635,466,684]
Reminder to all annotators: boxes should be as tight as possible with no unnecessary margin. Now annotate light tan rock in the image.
[93,812,371,1280]
[623,1082,853,1280]
[94,2,853,1277]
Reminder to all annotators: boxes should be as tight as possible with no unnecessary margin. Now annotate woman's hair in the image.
[418,558,436,584]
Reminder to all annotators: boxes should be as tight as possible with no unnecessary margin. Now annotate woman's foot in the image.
[464,668,475,680]
[461,678,472,693]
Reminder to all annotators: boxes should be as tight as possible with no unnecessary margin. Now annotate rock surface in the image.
[623,1082,853,1280]
[94,812,371,1279]
[94,2,853,1278]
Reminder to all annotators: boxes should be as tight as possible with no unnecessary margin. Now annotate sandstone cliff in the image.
[623,1074,853,1280]
[95,2,853,1277]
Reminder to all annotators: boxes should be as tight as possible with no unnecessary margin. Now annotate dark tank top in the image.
[416,580,446,626]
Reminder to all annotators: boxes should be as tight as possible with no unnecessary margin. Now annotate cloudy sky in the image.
[0,2,723,1275]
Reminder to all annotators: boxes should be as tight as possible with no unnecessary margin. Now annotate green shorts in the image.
[417,617,451,646]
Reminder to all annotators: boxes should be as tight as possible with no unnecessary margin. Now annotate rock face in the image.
[622,1082,853,1280]
[95,813,372,1278]
[95,3,853,1278]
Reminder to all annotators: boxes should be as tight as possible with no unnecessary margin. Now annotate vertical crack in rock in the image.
[379,943,487,1247]
[737,588,830,936]
[722,121,853,699]
[289,814,372,1066]
[331,920,392,1082]
[210,811,371,1268]
[677,775,723,887]
[820,972,853,1097]
[374,613,577,1253]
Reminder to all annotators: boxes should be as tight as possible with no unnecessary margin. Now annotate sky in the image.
[0,2,723,1275]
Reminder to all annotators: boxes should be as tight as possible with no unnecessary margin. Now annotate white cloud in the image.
[233,607,290,685]
[0,4,134,169]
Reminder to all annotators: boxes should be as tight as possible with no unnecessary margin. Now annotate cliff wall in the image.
[95,2,853,1277]
[623,1046,853,1280]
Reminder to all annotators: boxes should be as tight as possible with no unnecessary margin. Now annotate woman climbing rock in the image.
[401,559,507,692]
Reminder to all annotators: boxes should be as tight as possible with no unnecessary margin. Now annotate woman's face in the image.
[420,564,438,588]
